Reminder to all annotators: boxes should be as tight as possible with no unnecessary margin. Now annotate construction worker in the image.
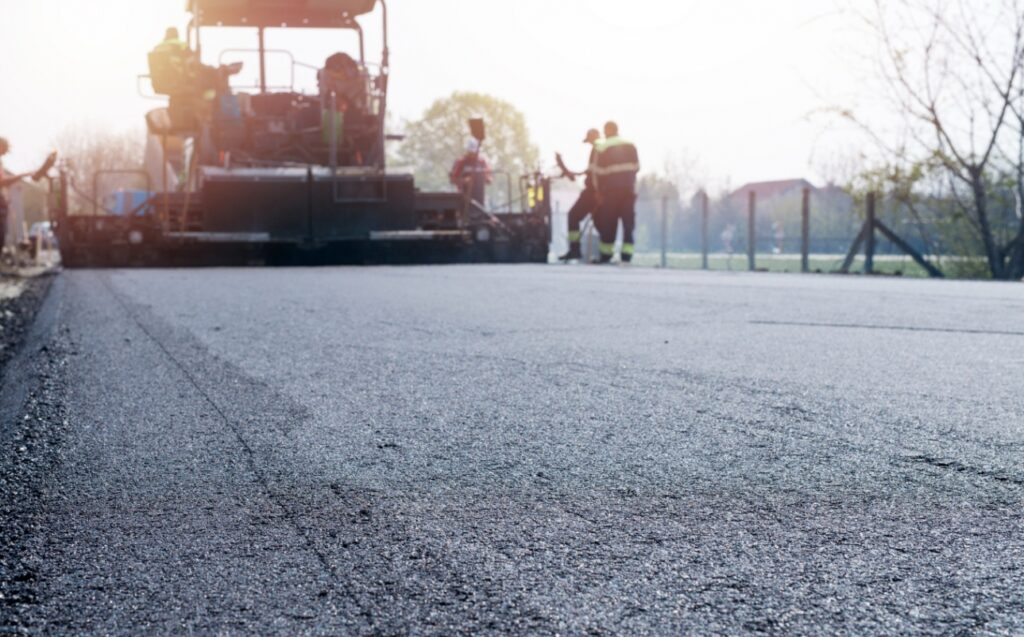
[558,128,602,262]
[0,138,11,253]
[0,141,57,256]
[593,121,640,264]
[450,139,493,208]
[150,28,193,90]
[157,27,188,53]
[150,27,243,148]
[319,53,365,158]
[151,27,233,99]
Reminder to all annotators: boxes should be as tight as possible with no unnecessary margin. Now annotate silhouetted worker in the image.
[722,223,737,270]
[772,220,785,255]
[149,27,243,140]
[450,139,493,207]
[150,28,193,91]
[157,27,188,53]
[0,139,55,256]
[594,121,640,263]
[319,53,365,157]
[558,128,602,262]
[0,138,11,253]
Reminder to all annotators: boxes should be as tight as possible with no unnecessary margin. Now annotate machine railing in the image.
[218,48,297,91]
[91,170,153,217]
[487,171,517,213]
[136,74,167,101]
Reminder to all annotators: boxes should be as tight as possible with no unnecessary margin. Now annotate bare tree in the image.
[53,124,146,214]
[848,0,1024,279]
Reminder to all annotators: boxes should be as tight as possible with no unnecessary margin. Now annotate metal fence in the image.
[551,188,946,278]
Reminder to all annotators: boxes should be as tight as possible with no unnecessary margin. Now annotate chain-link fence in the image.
[551,186,947,277]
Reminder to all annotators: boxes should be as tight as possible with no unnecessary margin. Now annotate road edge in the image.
[0,273,71,634]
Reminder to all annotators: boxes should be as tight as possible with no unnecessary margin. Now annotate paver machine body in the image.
[57,0,551,266]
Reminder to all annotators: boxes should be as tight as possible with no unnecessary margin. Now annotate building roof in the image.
[728,178,816,201]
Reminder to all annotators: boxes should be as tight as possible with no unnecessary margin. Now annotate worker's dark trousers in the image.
[567,189,598,246]
[596,190,636,262]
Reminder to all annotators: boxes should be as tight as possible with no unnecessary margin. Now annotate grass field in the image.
[630,252,934,277]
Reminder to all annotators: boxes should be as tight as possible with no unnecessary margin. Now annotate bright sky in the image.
[1,0,872,188]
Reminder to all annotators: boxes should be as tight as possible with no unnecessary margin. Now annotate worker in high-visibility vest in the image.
[156,27,188,54]
[558,128,601,262]
[593,121,640,264]
[150,27,243,136]
[150,28,193,92]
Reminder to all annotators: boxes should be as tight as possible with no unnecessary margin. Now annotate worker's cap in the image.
[583,128,601,144]
[466,139,481,153]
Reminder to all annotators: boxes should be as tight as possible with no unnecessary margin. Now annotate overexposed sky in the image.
[1,0,873,187]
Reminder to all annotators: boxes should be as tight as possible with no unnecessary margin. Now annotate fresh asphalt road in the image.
[6,266,1024,635]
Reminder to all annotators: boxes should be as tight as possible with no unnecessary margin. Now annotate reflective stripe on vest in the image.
[595,136,633,151]
[594,137,639,179]
[155,39,189,53]
[592,163,641,176]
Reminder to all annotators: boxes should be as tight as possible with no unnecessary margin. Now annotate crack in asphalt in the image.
[751,319,1024,337]
[903,454,1024,487]
[96,275,360,621]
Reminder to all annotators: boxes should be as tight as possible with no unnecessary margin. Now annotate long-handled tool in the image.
[1,152,58,187]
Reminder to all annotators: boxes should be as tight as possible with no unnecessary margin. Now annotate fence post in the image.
[660,195,668,269]
[748,191,757,271]
[801,187,811,273]
[865,192,876,275]
[701,191,709,270]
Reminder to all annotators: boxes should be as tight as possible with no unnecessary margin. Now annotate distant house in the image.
[721,178,857,253]
[727,178,817,204]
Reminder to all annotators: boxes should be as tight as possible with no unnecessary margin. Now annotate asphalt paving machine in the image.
[56,0,550,267]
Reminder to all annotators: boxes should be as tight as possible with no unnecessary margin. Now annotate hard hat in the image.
[583,128,601,144]
[466,139,481,153]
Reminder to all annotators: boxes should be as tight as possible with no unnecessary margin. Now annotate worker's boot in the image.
[558,243,583,262]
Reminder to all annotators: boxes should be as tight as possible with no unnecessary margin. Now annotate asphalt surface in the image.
[2,266,1023,635]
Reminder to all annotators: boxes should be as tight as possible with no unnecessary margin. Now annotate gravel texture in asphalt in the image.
[1,266,1023,635]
